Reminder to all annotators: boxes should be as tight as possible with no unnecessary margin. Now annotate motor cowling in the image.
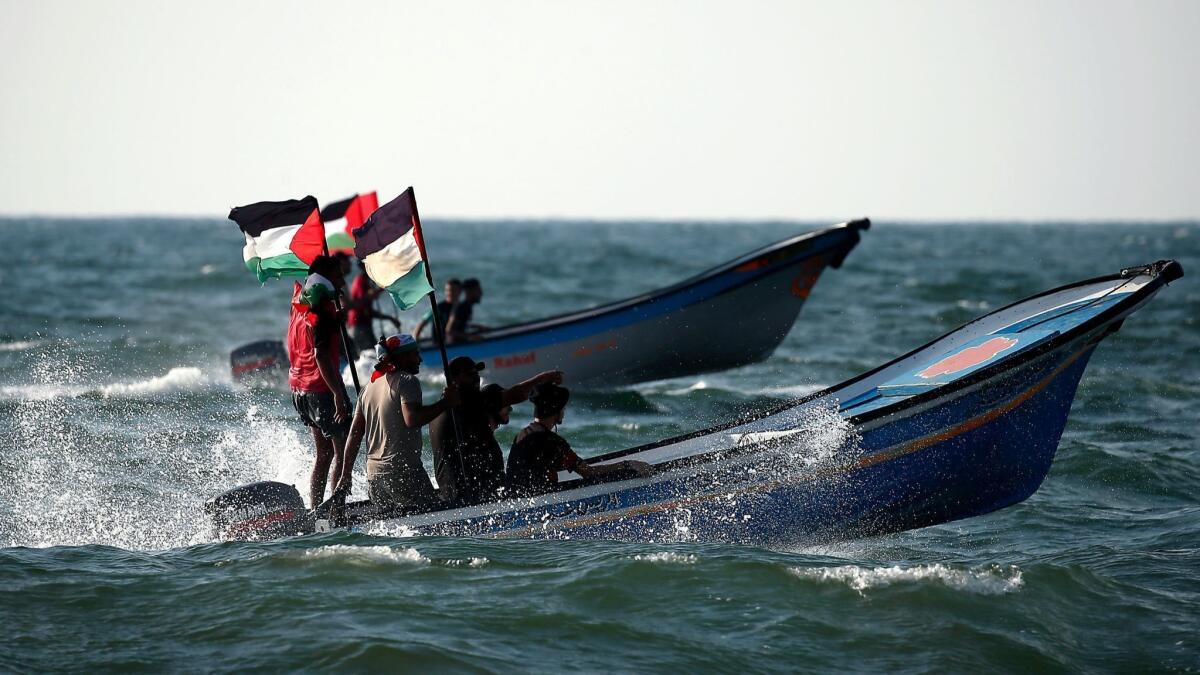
[229,340,288,385]
[205,481,312,540]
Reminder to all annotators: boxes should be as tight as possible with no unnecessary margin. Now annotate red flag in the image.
[345,191,379,234]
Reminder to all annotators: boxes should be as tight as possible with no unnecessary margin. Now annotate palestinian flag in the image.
[320,191,379,254]
[229,196,326,282]
[353,187,434,310]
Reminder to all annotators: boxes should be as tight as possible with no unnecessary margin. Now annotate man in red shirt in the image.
[288,255,353,508]
[346,258,397,356]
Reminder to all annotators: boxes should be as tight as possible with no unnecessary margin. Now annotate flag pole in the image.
[320,222,362,397]
[408,189,470,485]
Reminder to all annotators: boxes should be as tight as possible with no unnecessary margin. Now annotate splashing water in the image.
[0,348,339,550]
[789,563,1025,596]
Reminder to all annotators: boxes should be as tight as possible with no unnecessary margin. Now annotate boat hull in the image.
[431,253,837,387]
[368,339,1094,545]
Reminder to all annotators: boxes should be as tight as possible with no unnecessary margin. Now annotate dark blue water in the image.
[1,219,1196,671]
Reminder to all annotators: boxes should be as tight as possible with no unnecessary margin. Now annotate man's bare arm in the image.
[502,369,565,405]
[576,459,655,480]
[334,405,366,493]
[400,386,460,429]
[314,348,350,422]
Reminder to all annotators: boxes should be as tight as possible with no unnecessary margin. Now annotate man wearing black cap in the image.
[507,383,654,498]
[429,356,564,506]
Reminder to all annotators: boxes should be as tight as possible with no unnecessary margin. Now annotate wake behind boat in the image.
[208,260,1182,545]
[230,219,869,389]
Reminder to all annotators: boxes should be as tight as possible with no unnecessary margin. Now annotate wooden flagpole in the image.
[407,189,470,487]
[318,215,362,397]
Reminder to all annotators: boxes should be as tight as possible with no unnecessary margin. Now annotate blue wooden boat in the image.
[232,220,870,388]
[208,260,1182,545]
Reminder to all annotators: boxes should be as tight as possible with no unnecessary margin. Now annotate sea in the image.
[0,218,1196,672]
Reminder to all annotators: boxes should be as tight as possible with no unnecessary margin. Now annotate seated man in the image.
[507,383,654,498]
[342,334,459,516]
[479,383,512,430]
[429,357,563,507]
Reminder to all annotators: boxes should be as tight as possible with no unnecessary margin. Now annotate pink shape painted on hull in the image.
[918,336,1019,379]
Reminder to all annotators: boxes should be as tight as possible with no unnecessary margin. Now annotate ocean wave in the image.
[0,339,48,352]
[303,545,429,565]
[97,367,220,398]
[0,366,229,401]
[631,551,698,564]
[442,557,489,567]
[789,563,1024,595]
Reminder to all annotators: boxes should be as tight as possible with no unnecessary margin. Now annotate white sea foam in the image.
[359,522,422,539]
[631,551,698,564]
[0,349,346,549]
[442,557,490,567]
[789,563,1024,595]
[761,383,828,398]
[0,339,46,352]
[664,380,708,395]
[304,545,428,565]
[98,367,216,397]
[0,366,230,401]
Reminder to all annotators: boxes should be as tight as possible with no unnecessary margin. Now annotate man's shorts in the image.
[292,390,350,439]
[368,469,440,516]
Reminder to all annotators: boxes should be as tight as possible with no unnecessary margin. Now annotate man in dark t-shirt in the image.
[508,384,654,498]
[429,357,563,507]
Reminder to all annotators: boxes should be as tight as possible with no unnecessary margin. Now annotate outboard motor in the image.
[205,481,312,540]
[229,340,288,385]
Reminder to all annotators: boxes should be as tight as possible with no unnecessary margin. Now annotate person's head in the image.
[375,334,422,374]
[334,252,353,277]
[530,383,570,426]
[480,383,511,429]
[308,255,346,289]
[447,356,485,392]
[462,278,483,303]
[444,278,462,302]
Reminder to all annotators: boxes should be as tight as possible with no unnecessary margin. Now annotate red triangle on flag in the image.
[289,207,327,265]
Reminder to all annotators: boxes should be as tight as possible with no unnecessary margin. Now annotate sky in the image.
[1,1,1197,221]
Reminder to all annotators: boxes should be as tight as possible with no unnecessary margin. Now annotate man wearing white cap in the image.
[340,333,459,515]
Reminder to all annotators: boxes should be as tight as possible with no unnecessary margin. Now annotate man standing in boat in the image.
[340,334,459,515]
[507,383,653,497]
[288,255,353,508]
[346,258,400,356]
[430,357,564,506]
[414,277,461,341]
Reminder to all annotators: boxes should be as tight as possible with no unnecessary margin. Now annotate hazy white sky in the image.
[1,1,1197,221]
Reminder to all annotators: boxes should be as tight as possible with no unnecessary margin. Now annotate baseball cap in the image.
[447,356,485,376]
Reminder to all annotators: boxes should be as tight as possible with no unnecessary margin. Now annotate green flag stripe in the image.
[384,261,434,311]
